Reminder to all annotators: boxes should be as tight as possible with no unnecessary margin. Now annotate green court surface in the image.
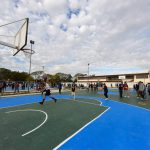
[0,98,107,150]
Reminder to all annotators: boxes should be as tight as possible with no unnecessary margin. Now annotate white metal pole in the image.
[28,40,34,92]
[88,63,90,90]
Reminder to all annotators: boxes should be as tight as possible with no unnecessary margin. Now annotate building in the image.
[77,71,150,88]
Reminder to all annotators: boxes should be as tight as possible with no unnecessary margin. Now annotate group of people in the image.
[39,80,150,103]
[0,81,7,94]
[103,81,130,99]
[102,81,150,100]
[2,79,149,104]
[88,83,99,91]
[39,81,76,105]
[134,82,150,99]
[115,81,130,99]
[0,81,35,94]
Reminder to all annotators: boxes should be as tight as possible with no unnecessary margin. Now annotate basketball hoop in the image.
[22,48,35,59]
[22,48,35,54]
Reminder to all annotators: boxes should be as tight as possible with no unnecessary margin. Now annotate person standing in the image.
[3,81,7,91]
[123,82,130,98]
[103,83,108,100]
[39,82,57,105]
[0,82,3,95]
[135,82,140,98]
[58,82,62,94]
[139,82,146,100]
[12,82,15,90]
[118,82,124,98]
[14,82,19,94]
[71,82,76,100]
[147,83,150,96]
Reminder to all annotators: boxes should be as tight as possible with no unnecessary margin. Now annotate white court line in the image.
[1,93,40,98]
[68,96,102,106]
[0,89,70,98]
[53,107,110,150]
[5,109,48,136]
[70,99,101,106]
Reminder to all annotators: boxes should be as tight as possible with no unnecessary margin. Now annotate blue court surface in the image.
[1,94,150,150]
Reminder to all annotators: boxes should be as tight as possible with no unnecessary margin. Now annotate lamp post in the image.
[42,66,44,73]
[88,63,90,90]
[28,40,34,92]
[29,40,34,75]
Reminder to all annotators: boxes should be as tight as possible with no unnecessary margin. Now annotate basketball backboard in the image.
[13,18,29,56]
[0,18,29,56]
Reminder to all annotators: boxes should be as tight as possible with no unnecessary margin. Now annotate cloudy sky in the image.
[0,0,150,76]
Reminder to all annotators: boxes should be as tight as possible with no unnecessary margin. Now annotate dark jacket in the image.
[104,85,108,93]
[119,83,123,91]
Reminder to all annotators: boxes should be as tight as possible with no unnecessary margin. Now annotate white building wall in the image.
[77,73,150,88]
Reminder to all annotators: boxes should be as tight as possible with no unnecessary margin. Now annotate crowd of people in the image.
[133,82,150,99]
[102,81,150,100]
[0,81,35,94]
[1,80,150,102]
[88,83,99,91]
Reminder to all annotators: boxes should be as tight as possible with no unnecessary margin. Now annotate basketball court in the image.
[0,90,150,150]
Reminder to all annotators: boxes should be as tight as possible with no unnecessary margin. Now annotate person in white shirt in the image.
[39,82,57,105]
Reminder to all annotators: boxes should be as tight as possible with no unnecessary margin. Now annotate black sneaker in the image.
[51,97,57,103]
[39,102,43,105]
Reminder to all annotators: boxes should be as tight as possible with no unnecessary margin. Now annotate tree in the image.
[56,73,72,82]
[0,68,11,80]
[0,68,33,81]
[31,71,44,80]
[48,74,60,86]
[73,73,86,82]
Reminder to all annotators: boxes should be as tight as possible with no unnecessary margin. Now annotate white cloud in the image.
[0,0,150,76]
[43,0,68,17]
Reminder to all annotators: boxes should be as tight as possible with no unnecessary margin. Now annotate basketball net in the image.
[22,48,35,60]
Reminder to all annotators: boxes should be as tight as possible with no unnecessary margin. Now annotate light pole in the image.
[28,40,34,92]
[42,66,44,73]
[29,40,34,75]
[88,63,90,90]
